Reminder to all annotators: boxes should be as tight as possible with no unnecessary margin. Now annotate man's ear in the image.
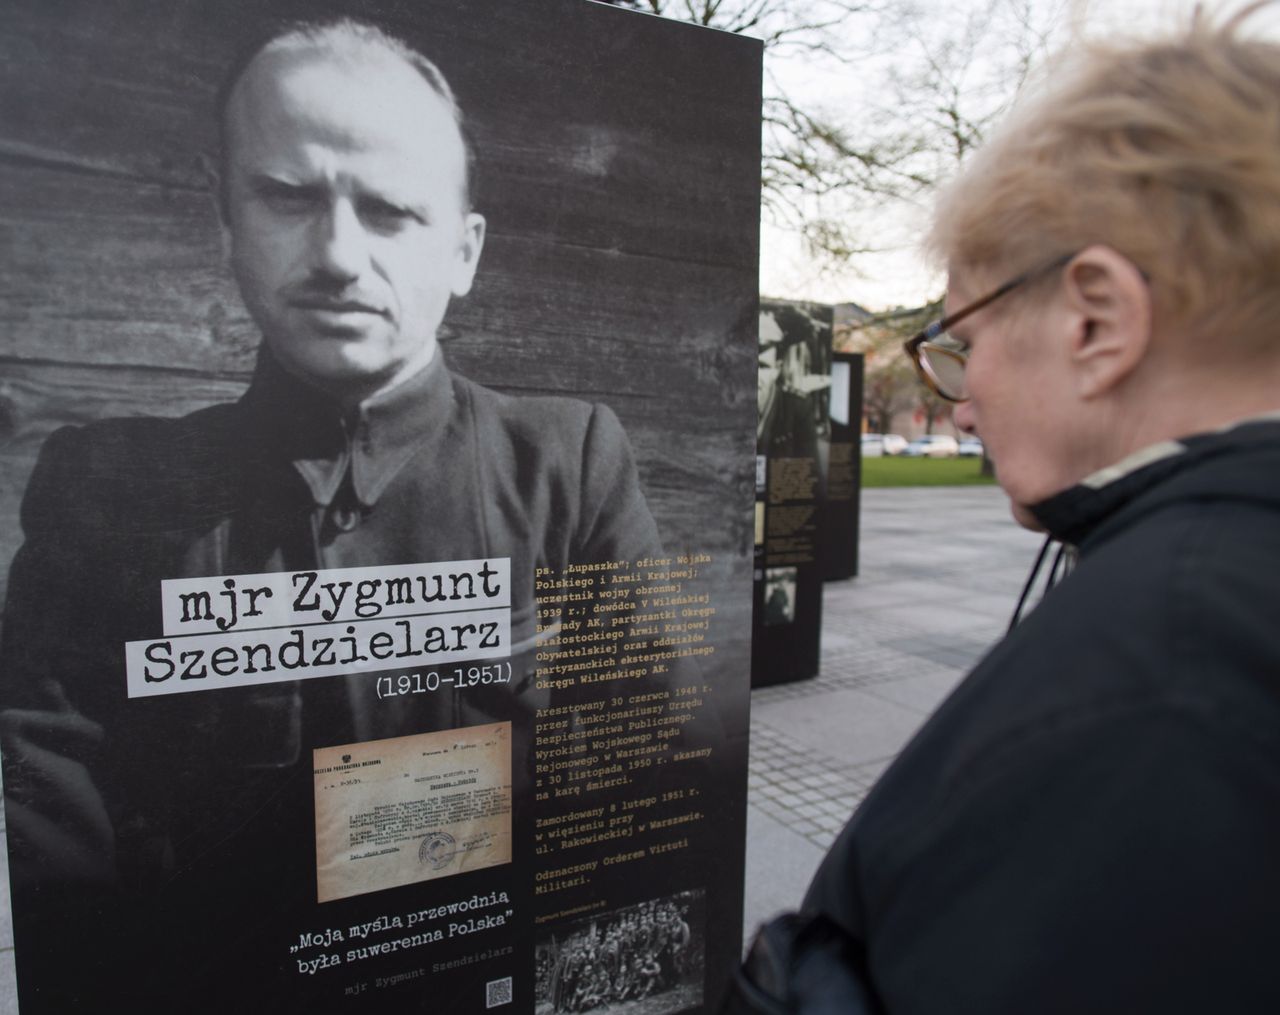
[449,212,487,297]
[1062,245,1151,400]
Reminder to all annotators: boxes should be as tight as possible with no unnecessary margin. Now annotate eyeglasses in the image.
[903,252,1076,403]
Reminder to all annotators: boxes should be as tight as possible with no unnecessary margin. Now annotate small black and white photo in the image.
[763,566,798,626]
[757,302,832,462]
[535,890,706,1015]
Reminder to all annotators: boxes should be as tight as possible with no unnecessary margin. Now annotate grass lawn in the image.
[861,455,998,487]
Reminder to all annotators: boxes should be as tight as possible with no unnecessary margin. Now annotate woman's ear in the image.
[1061,245,1152,400]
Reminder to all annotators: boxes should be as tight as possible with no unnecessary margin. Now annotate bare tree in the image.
[861,359,917,435]
[871,0,1065,194]
[595,0,1069,284]
[846,0,1064,464]
[594,0,903,263]
[837,301,938,434]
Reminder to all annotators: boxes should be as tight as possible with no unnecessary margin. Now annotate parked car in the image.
[958,436,985,457]
[903,434,960,458]
[881,433,908,456]
[861,433,885,457]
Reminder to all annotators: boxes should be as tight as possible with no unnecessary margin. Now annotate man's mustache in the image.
[284,283,389,317]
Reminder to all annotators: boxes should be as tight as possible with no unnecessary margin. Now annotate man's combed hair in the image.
[215,17,475,213]
[929,2,1280,346]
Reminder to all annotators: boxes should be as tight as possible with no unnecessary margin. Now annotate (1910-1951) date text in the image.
[376,662,513,699]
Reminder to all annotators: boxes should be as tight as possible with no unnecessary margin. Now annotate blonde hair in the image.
[929,3,1280,345]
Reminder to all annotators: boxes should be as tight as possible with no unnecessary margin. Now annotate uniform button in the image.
[333,504,359,532]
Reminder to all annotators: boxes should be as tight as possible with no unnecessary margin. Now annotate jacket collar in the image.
[1029,414,1280,548]
[240,348,455,508]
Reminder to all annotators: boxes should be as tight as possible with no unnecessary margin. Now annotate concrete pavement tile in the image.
[742,806,826,945]
[818,630,867,655]
[0,838,10,966]
[0,853,9,951]
[863,670,967,716]
[755,688,928,768]
[852,757,895,782]
[963,571,1036,596]
[0,951,13,1015]
[929,645,994,669]
[843,578,975,609]
[882,636,992,670]
[952,592,1022,618]
[880,601,1004,634]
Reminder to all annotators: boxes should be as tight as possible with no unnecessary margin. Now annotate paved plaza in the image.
[0,485,1040,1006]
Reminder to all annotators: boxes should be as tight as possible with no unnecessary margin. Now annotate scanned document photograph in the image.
[314,722,513,903]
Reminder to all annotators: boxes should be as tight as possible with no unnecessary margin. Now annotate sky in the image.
[758,0,1280,312]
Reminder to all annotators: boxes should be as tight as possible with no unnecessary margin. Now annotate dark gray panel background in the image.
[0,0,763,670]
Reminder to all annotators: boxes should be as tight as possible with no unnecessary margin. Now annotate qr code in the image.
[486,976,512,1008]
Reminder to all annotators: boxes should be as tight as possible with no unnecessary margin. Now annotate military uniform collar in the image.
[242,347,455,508]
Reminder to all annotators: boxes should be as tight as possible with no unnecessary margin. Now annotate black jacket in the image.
[803,419,1280,1013]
